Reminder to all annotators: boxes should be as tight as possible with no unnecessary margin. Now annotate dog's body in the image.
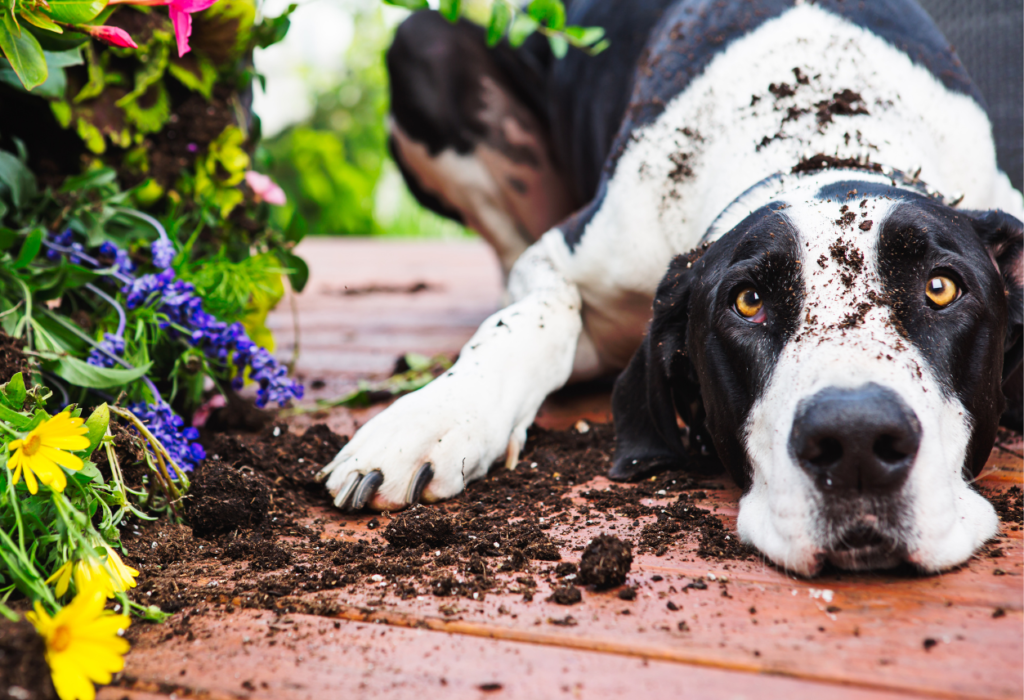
[320,0,1023,575]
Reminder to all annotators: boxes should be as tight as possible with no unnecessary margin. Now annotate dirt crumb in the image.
[578,535,633,589]
[547,585,582,605]
[184,459,271,537]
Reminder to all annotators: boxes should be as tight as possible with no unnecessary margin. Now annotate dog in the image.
[318,0,1023,576]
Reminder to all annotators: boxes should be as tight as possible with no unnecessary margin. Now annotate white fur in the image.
[737,184,999,575]
[326,3,1017,558]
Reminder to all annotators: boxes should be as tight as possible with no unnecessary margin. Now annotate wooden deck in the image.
[102,238,1023,700]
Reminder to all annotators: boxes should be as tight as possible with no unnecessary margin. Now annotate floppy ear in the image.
[610,252,710,480]
[970,210,1023,429]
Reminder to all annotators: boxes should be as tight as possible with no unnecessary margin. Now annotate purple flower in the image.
[46,230,74,261]
[151,238,176,269]
[99,242,136,274]
[128,400,206,470]
[87,333,125,368]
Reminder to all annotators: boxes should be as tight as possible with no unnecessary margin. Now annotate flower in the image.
[244,171,287,206]
[150,238,176,270]
[46,561,74,597]
[27,581,131,700]
[86,333,125,368]
[98,242,135,275]
[47,548,139,599]
[82,25,139,49]
[168,0,218,57]
[7,413,90,494]
[128,401,205,470]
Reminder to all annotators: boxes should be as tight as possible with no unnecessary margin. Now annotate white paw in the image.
[316,375,527,511]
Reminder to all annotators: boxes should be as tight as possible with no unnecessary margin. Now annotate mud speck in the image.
[578,535,633,589]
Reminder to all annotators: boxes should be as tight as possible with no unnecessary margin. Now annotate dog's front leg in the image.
[318,237,583,511]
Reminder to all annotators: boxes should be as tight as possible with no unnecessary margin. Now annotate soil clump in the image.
[0,618,57,700]
[0,332,30,384]
[578,535,633,589]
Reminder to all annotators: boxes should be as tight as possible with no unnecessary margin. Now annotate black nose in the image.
[790,383,921,493]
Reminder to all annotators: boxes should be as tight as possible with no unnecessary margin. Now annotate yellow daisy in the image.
[7,412,90,494]
[49,549,140,599]
[26,581,131,700]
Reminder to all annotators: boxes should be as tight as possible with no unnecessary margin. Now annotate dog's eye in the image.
[735,287,764,320]
[925,276,960,308]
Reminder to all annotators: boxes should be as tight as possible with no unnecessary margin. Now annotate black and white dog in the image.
[318,0,1023,576]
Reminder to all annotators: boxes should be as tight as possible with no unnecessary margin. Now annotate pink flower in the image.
[244,171,287,206]
[83,25,139,49]
[168,0,218,57]
[108,0,219,56]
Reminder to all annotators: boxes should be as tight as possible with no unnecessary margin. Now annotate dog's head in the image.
[611,176,1022,576]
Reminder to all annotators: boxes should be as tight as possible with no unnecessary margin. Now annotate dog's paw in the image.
[316,377,525,512]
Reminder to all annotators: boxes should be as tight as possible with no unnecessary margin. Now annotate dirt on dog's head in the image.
[612,173,1023,576]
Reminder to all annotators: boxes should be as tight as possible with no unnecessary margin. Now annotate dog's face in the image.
[612,177,1023,576]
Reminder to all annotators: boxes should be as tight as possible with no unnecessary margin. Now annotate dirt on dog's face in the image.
[611,178,1023,576]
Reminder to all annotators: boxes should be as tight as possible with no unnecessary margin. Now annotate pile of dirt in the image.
[0,618,57,700]
[578,535,633,589]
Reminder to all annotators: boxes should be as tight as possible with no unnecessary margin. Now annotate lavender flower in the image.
[151,238,176,269]
[128,400,206,470]
[99,242,136,274]
[87,333,125,368]
[45,230,74,261]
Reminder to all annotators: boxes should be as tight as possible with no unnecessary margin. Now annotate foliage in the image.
[260,6,467,238]
[384,0,606,57]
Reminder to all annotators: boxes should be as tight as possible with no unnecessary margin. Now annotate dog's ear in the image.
[610,253,706,480]
[970,209,1023,429]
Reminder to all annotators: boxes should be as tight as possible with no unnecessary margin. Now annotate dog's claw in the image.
[408,463,434,505]
[351,470,384,511]
[332,471,361,510]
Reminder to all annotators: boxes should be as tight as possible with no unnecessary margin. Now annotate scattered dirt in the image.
[792,153,883,175]
[0,331,30,385]
[578,535,633,589]
[547,585,582,605]
[119,420,749,626]
[0,618,57,700]
[987,484,1022,530]
[815,89,869,126]
[332,282,436,296]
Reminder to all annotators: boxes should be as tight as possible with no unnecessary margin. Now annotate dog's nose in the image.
[790,384,921,493]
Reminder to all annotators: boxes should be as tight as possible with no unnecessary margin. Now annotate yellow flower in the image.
[46,561,74,597]
[7,412,90,494]
[26,582,130,700]
[98,545,139,594]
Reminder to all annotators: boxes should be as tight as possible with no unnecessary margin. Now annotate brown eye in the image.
[926,276,959,307]
[735,287,763,318]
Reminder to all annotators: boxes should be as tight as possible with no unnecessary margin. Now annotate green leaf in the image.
[25,23,88,51]
[83,403,109,456]
[252,3,297,49]
[486,2,511,46]
[283,209,307,244]
[439,0,460,22]
[19,7,63,34]
[527,0,565,30]
[44,47,83,68]
[167,53,217,99]
[381,0,429,9]
[0,227,17,251]
[279,250,309,293]
[72,460,103,485]
[12,227,44,269]
[0,402,33,430]
[50,357,152,389]
[0,14,48,90]
[44,0,107,25]
[563,25,604,46]
[0,151,37,208]
[2,372,26,409]
[508,14,539,47]
[548,34,568,58]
